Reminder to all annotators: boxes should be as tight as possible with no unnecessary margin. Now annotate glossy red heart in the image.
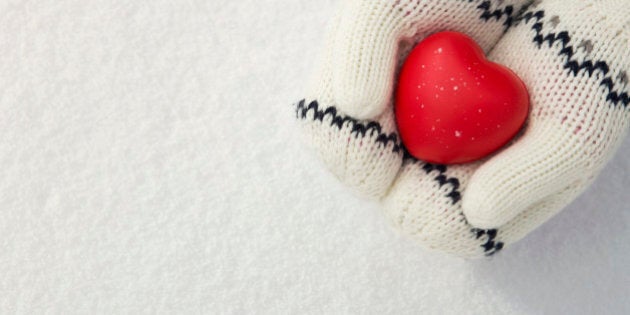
[395,31,529,164]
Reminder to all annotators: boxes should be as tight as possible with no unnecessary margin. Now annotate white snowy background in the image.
[0,0,628,313]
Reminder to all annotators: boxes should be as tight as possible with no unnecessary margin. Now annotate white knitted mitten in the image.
[295,0,629,258]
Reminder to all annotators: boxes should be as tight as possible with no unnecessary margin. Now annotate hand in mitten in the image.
[295,0,629,258]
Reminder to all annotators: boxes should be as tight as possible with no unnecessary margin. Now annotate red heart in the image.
[395,31,529,164]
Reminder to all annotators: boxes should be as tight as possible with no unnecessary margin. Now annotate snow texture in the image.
[0,0,628,313]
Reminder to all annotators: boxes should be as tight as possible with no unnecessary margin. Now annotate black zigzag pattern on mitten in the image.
[295,100,403,154]
[475,0,515,28]
[520,9,629,108]
[402,154,463,205]
[294,99,467,207]
[408,157,502,256]
[471,228,505,256]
